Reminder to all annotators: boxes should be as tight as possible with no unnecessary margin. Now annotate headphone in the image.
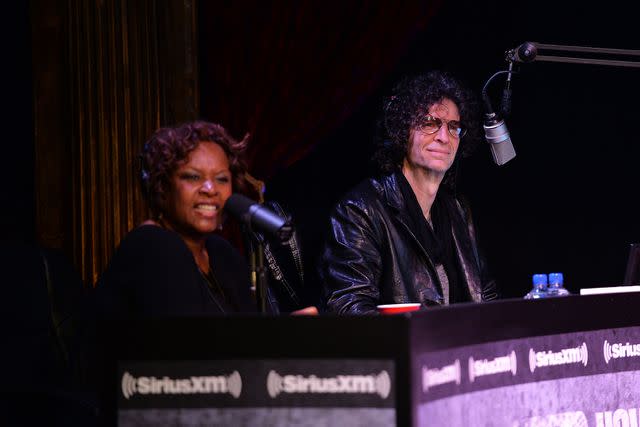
[139,142,151,197]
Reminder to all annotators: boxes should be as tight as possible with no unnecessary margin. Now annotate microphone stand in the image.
[482,41,640,166]
[506,42,640,68]
[498,42,640,111]
[233,196,295,314]
[244,227,269,314]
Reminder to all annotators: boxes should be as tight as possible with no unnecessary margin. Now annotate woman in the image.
[94,121,256,317]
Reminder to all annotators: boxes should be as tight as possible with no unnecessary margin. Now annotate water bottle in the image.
[524,273,548,299]
[547,272,571,296]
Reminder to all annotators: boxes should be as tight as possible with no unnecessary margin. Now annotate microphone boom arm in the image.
[508,42,640,68]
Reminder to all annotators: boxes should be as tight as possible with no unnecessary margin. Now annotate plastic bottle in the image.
[547,272,571,296]
[524,273,548,299]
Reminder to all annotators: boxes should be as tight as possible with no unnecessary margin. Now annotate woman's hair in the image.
[373,70,481,177]
[139,120,255,214]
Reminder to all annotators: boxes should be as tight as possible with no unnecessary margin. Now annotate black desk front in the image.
[98,292,640,426]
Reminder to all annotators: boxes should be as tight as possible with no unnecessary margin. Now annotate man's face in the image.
[405,98,461,175]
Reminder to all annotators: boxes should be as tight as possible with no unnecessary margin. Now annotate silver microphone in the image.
[484,112,516,166]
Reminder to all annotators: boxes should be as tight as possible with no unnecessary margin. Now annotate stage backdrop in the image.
[31,0,200,284]
[29,0,441,286]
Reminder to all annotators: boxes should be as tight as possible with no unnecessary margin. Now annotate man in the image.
[321,70,498,315]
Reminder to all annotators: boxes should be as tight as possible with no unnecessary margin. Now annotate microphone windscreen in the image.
[225,193,253,213]
[225,194,293,243]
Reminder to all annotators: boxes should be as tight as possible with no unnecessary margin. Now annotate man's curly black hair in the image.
[372,70,481,181]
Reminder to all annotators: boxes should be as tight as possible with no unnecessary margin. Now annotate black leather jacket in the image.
[321,173,498,314]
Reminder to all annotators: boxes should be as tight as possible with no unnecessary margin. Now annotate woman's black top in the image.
[93,225,255,318]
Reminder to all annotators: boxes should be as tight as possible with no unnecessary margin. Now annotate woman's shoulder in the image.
[111,224,192,267]
[120,224,185,248]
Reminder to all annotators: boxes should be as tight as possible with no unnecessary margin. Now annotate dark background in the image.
[262,0,640,299]
[7,1,640,300]
[4,1,34,243]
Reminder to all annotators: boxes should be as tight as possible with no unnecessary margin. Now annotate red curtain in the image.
[198,0,442,181]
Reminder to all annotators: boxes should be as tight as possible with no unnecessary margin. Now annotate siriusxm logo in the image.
[266,370,391,399]
[528,342,588,373]
[121,371,242,400]
[422,360,461,392]
[468,351,517,382]
[514,411,588,427]
[603,340,640,364]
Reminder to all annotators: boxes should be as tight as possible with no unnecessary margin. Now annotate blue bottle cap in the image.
[549,272,564,284]
[533,273,548,285]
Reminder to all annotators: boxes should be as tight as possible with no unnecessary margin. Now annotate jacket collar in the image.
[380,172,406,213]
[380,172,437,272]
[379,171,483,303]
[380,173,422,246]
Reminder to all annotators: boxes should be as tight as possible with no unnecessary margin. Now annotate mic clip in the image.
[504,42,538,64]
[484,111,500,126]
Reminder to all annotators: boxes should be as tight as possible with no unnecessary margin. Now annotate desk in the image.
[99,292,640,426]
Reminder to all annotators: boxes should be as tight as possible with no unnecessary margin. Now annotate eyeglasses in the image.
[416,115,466,138]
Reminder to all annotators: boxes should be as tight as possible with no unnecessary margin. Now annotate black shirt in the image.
[396,172,470,303]
[92,225,255,318]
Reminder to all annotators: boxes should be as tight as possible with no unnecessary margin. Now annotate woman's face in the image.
[162,141,232,239]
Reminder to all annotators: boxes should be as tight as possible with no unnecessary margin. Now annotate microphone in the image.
[224,194,293,244]
[483,112,516,166]
[482,65,517,166]
[505,42,537,63]
[481,42,537,165]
